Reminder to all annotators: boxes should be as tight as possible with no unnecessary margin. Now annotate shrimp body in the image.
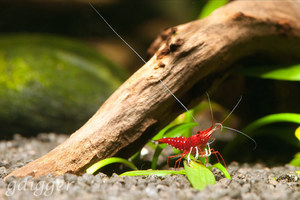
[157,127,213,152]
[156,125,223,169]
[156,136,188,151]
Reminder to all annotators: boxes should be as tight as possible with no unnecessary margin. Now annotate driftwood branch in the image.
[6,0,300,178]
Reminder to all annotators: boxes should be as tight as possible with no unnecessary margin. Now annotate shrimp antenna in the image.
[206,92,214,127]
[222,126,257,150]
[215,96,257,150]
[89,3,198,123]
[219,96,243,125]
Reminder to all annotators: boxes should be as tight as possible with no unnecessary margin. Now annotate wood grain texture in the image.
[6,0,300,178]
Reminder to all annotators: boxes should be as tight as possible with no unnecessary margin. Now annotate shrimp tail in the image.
[156,136,187,151]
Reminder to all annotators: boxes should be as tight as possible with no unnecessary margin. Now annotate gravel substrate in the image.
[0,133,300,200]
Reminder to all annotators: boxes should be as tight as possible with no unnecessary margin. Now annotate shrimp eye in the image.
[196,130,200,134]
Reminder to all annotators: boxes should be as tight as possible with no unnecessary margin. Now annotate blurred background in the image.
[0,0,205,73]
[0,0,299,166]
[0,0,206,137]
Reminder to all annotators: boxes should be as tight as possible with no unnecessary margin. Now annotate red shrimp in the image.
[156,96,257,170]
[156,124,225,169]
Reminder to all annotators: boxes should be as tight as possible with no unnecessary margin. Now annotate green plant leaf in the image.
[295,126,300,141]
[252,127,300,148]
[86,157,137,174]
[290,153,300,167]
[223,113,300,156]
[152,122,199,141]
[129,151,141,163]
[164,122,199,138]
[207,163,231,179]
[175,110,197,138]
[199,0,228,19]
[151,145,163,170]
[119,169,185,177]
[243,113,300,134]
[237,64,300,81]
[184,160,216,191]
[289,127,300,166]
[151,124,174,141]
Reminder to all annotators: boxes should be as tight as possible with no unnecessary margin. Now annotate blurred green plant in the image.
[0,34,128,136]
[237,64,300,81]
[199,0,228,19]
[225,59,300,162]
[233,47,300,165]
[290,127,300,166]
[223,113,300,155]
